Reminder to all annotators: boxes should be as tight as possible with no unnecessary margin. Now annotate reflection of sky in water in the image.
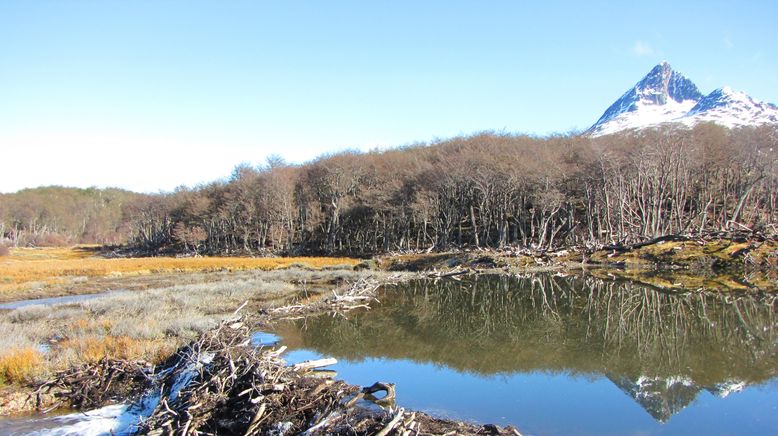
[285,349,778,435]
[251,331,280,347]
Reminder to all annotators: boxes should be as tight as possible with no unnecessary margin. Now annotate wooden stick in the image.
[233,300,249,315]
[376,408,405,436]
[292,358,338,372]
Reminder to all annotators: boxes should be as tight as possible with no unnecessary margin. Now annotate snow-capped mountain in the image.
[687,86,778,126]
[588,62,778,136]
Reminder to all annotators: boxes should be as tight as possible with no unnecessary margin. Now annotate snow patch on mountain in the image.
[686,86,778,128]
[590,99,698,136]
[707,380,747,398]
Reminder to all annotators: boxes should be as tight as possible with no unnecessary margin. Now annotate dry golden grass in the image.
[57,335,170,364]
[0,246,360,296]
[6,246,98,261]
[0,267,382,387]
[0,347,43,385]
[68,317,113,334]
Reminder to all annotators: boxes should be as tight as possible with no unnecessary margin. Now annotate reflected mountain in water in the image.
[608,375,711,422]
[608,375,750,422]
[274,274,777,422]
[708,380,747,398]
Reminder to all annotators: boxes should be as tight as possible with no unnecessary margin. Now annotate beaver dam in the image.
[1,272,777,435]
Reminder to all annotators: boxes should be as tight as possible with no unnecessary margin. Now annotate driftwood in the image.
[268,277,399,320]
[293,358,338,372]
[600,234,691,253]
[362,381,397,408]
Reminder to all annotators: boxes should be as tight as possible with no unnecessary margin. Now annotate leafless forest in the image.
[2,124,776,254]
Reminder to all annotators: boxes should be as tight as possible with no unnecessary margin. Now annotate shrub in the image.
[0,347,43,385]
[58,335,151,363]
[0,244,10,257]
[30,233,70,247]
[9,304,51,323]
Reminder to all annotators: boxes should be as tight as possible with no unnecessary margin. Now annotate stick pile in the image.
[35,358,154,411]
[136,319,520,435]
[269,277,393,320]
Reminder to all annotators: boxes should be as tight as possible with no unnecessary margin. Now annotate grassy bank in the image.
[0,246,360,301]
[0,246,382,409]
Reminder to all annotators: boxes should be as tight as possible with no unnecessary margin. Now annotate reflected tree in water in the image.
[275,274,777,421]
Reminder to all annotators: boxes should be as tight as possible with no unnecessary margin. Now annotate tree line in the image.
[0,187,141,246]
[124,123,778,255]
[2,123,776,254]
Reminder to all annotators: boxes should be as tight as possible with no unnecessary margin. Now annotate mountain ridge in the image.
[588,62,778,136]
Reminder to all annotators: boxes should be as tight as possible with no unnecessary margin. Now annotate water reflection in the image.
[274,274,778,431]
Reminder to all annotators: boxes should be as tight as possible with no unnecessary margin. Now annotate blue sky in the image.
[1,1,776,192]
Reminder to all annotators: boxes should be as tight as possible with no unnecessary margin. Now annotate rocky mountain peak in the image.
[634,61,703,105]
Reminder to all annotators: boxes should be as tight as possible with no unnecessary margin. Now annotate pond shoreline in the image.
[376,235,777,292]
[1,236,775,305]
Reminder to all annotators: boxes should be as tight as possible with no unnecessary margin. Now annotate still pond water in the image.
[272,274,778,435]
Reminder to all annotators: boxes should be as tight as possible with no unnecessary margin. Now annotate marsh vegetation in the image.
[0,264,381,389]
[0,246,360,300]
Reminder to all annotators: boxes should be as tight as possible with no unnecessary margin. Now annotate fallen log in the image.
[427,267,472,279]
[293,358,338,372]
[600,234,690,253]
